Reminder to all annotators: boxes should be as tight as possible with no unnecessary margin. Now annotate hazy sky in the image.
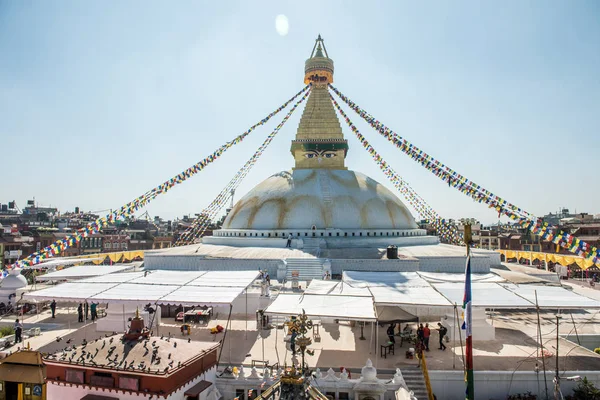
[1,1,599,225]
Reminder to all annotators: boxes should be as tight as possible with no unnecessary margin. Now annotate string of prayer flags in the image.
[328,84,600,265]
[12,85,311,269]
[177,87,311,245]
[329,92,463,245]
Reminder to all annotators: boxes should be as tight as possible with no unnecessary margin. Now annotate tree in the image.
[571,377,600,400]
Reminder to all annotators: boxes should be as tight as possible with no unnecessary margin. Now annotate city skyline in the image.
[1,2,599,226]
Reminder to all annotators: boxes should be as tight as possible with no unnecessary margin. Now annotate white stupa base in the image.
[96,304,161,333]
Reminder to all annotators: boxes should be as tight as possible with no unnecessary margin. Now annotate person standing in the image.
[14,319,23,343]
[386,324,396,344]
[436,322,447,350]
[423,323,431,351]
[417,323,424,344]
[90,302,98,321]
[77,303,83,323]
[50,300,57,319]
[286,233,293,248]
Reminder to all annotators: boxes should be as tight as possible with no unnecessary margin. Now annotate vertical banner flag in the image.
[462,255,474,400]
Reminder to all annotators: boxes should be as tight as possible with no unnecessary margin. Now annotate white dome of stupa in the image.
[223,169,418,231]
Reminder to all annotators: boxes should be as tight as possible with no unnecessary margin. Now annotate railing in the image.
[419,352,435,400]
[255,379,281,399]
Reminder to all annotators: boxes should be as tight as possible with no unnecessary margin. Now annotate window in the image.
[104,243,111,249]
[121,242,127,249]
[119,376,139,391]
[91,372,114,388]
[65,369,85,384]
[112,242,119,249]
[235,389,246,400]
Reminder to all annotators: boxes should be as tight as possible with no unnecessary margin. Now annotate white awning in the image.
[81,272,146,283]
[21,282,118,302]
[502,284,600,309]
[187,270,260,287]
[417,272,504,284]
[343,271,451,307]
[129,271,206,286]
[36,265,136,282]
[160,286,247,307]
[264,294,377,321]
[433,282,532,308]
[305,280,372,297]
[89,283,180,303]
[22,270,260,306]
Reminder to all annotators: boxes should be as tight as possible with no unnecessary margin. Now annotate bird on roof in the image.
[66,339,72,344]
[187,338,191,343]
[173,342,177,348]
[168,353,171,359]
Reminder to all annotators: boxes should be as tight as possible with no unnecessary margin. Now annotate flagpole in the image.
[464,224,474,400]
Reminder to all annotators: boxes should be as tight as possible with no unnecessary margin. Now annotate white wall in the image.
[429,370,600,400]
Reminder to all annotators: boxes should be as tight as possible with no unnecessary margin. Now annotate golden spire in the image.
[292,35,348,170]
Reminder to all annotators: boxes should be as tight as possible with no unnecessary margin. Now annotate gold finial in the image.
[135,307,140,319]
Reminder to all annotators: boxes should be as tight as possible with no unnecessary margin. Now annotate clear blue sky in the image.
[1,1,599,225]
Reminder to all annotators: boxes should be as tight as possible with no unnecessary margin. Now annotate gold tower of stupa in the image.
[290,35,349,170]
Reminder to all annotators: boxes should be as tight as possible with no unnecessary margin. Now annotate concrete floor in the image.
[2,305,599,376]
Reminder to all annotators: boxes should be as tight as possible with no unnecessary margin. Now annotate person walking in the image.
[77,303,83,323]
[14,319,23,343]
[90,302,98,321]
[386,323,396,344]
[436,322,447,350]
[50,300,56,319]
[423,323,431,351]
[286,233,293,248]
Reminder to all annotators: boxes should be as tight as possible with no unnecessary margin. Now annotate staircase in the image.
[302,237,322,257]
[285,258,324,282]
[401,368,429,399]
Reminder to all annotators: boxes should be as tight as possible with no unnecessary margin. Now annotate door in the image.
[5,381,19,400]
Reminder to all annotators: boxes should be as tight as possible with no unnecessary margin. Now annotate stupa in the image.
[146,36,501,278]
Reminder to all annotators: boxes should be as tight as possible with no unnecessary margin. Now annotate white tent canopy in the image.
[305,279,372,297]
[342,270,600,310]
[433,282,532,309]
[417,272,504,284]
[265,294,377,321]
[36,264,136,282]
[22,270,260,307]
[343,271,452,307]
[502,284,600,309]
[22,282,119,302]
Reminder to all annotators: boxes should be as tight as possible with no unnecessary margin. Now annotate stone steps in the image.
[400,368,429,399]
[285,258,324,281]
[302,237,322,257]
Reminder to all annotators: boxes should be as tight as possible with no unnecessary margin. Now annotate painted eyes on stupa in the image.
[304,151,336,159]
